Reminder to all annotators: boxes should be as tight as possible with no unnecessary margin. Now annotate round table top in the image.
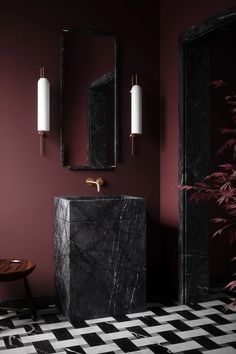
[0,259,36,282]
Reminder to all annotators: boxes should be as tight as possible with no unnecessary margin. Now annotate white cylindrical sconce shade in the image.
[37,77,50,131]
[131,84,142,134]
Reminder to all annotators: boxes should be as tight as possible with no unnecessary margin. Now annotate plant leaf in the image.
[212,218,227,224]
[217,139,236,156]
[209,80,226,87]
[218,164,234,170]
[225,280,236,291]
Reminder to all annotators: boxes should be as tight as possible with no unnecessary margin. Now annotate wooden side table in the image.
[0,259,37,321]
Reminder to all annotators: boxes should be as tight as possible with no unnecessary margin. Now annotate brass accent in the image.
[40,65,45,78]
[131,74,138,86]
[86,177,104,192]
[130,133,135,156]
[38,131,46,155]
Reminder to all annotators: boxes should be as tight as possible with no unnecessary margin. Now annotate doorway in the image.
[179,7,236,303]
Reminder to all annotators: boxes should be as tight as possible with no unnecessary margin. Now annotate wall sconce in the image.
[37,65,50,155]
[130,74,142,155]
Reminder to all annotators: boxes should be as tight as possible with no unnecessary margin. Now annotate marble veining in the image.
[179,6,236,303]
[55,196,146,323]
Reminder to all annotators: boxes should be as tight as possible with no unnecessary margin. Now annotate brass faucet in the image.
[86,177,104,192]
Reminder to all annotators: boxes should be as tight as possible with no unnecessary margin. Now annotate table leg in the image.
[23,277,37,321]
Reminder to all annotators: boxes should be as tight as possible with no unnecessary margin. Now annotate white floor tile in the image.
[131,335,166,346]
[153,314,184,322]
[52,337,87,349]
[0,327,27,338]
[86,317,115,324]
[185,317,215,327]
[0,314,15,321]
[221,313,236,321]
[69,325,102,336]
[125,350,154,354]
[145,324,176,334]
[40,320,72,331]
[176,328,209,339]
[216,323,236,332]
[84,343,120,354]
[211,334,236,345]
[127,311,155,318]
[165,340,202,353]
[162,305,191,313]
[113,319,145,329]
[199,300,226,307]
[12,318,44,327]
[99,330,135,341]
[190,308,220,316]
[0,346,35,354]
[21,332,56,344]
[203,347,236,354]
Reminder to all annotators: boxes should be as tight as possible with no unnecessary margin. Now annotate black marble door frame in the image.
[178,7,236,304]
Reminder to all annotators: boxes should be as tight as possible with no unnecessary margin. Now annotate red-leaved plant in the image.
[180,79,236,309]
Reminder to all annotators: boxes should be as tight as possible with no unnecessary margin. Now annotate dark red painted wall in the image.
[160,0,236,296]
[0,0,160,300]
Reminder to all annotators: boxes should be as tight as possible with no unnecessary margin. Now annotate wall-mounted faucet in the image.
[86,177,104,192]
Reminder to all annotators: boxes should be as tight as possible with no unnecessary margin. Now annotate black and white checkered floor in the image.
[0,298,235,354]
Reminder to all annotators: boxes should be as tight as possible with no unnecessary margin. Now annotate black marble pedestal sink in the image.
[54,195,146,322]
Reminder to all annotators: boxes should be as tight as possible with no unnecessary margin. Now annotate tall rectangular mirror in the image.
[60,29,118,169]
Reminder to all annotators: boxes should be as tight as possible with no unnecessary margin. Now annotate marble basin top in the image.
[55,195,145,222]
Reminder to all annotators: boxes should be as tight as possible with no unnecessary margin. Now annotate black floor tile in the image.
[159,330,185,344]
[24,323,43,335]
[52,328,73,341]
[97,322,119,333]
[3,335,23,349]
[195,336,221,350]
[148,344,172,353]
[139,315,160,326]
[0,319,14,329]
[208,314,231,324]
[176,311,199,321]
[171,319,193,331]
[201,323,227,336]
[72,318,90,328]
[213,305,234,314]
[150,307,170,316]
[230,341,236,349]
[65,345,86,353]
[82,332,105,346]
[189,303,205,310]
[128,325,151,338]
[114,338,139,352]
[41,313,60,324]
[219,297,234,305]
[113,314,131,322]
[34,340,56,353]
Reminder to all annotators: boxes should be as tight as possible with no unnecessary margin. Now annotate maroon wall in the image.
[160,0,236,296]
[0,0,160,301]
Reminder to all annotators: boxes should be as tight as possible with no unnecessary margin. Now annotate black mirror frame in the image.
[60,29,119,170]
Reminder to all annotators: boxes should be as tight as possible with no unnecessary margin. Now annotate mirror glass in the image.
[60,30,118,169]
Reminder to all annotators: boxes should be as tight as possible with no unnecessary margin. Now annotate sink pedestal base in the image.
[55,196,146,321]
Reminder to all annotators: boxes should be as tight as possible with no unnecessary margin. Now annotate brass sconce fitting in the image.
[86,177,104,192]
